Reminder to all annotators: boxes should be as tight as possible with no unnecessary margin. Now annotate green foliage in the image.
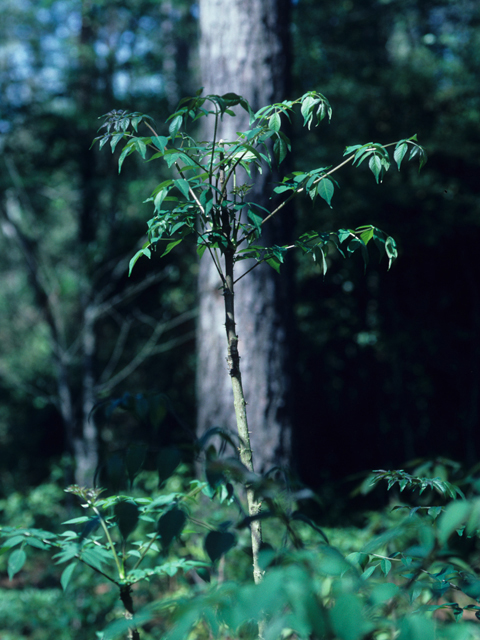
[0,90,431,639]
[369,469,465,500]
[93,91,425,282]
[99,476,480,639]
[4,458,480,638]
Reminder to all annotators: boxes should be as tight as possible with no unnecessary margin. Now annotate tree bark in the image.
[197,0,293,471]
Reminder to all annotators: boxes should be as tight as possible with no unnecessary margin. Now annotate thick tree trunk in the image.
[197,0,293,470]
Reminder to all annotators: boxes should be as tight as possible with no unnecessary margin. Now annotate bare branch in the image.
[98,317,132,385]
[95,308,197,393]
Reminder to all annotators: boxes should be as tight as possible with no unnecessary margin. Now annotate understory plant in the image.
[7,91,480,640]
[94,89,426,587]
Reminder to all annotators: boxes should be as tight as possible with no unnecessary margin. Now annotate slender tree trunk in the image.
[74,302,99,487]
[197,0,293,471]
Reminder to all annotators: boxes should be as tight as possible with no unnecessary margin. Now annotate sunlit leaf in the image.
[168,115,183,138]
[317,178,334,207]
[128,247,152,276]
[268,112,281,132]
[60,562,77,591]
[369,154,383,183]
[394,142,408,170]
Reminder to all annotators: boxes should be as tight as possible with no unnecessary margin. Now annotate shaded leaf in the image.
[115,501,139,540]
[125,444,147,485]
[204,530,236,563]
[157,508,186,549]
[157,447,183,486]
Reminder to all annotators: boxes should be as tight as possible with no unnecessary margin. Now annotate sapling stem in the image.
[222,219,264,586]
[93,505,125,580]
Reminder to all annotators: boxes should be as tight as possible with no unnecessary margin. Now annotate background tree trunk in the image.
[197,0,293,470]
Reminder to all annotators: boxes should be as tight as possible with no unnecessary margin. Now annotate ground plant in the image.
[3,91,480,640]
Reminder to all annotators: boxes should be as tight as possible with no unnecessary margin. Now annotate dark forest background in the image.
[0,0,479,500]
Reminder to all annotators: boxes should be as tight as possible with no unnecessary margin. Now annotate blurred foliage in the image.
[291,0,480,485]
[0,0,477,491]
[3,450,480,640]
[0,0,199,488]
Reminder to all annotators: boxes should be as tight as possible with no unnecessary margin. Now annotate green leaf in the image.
[268,112,281,132]
[78,515,101,542]
[151,136,169,152]
[317,178,334,207]
[428,506,443,521]
[118,141,135,173]
[369,154,383,183]
[60,562,77,591]
[134,138,147,159]
[266,256,281,273]
[300,95,316,128]
[8,548,26,580]
[438,501,471,545]
[110,133,124,153]
[344,144,363,155]
[173,178,191,200]
[62,516,90,525]
[273,183,294,194]
[338,228,353,244]
[2,535,25,548]
[81,547,112,572]
[24,537,48,550]
[128,247,152,276]
[394,142,408,170]
[385,236,398,270]
[114,501,139,540]
[161,238,184,257]
[380,558,392,575]
[358,226,374,245]
[273,137,288,165]
[361,565,376,580]
[157,508,186,549]
[168,114,183,138]
[154,188,169,212]
[204,530,236,563]
[417,147,428,171]
[247,210,263,233]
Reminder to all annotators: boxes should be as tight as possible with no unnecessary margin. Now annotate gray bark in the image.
[197,0,292,470]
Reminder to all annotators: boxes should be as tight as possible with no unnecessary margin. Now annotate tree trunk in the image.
[197,0,293,470]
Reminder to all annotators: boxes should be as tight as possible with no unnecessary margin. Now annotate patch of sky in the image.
[113,71,130,99]
[113,70,164,100]
[190,3,199,19]
[116,43,133,65]
[37,66,64,94]
[94,41,110,59]
[139,16,157,32]
[6,81,32,106]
